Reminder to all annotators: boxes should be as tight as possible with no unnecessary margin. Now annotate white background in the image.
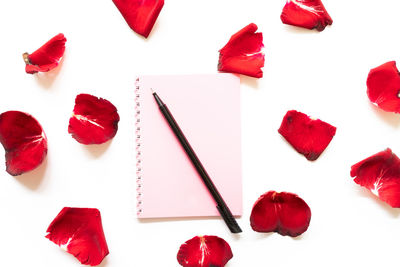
[0,0,400,266]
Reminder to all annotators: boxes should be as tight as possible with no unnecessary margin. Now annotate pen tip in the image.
[150,88,155,94]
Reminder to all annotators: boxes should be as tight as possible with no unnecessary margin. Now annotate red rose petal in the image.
[46,207,109,266]
[366,61,400,113]
[281,0,333,31]
[23,33,66,74]
[177,235,233,267]
[250,191,311,237]
[278,110,336,161]
[218,23,264,78]
[68,94,120,145]
[350,148,400,208]
[113,0,164,38]
[0,111,47,176]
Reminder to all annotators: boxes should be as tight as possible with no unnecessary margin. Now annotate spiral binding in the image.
[135,78,143,216]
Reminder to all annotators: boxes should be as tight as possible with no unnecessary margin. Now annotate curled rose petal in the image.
[366,61,400,113]
[218,23,264,78]
[280,0,333,31]
[46,207,109,266]
[351,148,400,208]
[177,235,233,267]
[278,110,336,161]
[0,111,47,176]
[68,94,120,145]
[113,0,164,38]
[250,191,311,237]
[23,33,66,74]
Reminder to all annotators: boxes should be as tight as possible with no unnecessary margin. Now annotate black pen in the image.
[152,90,242,234]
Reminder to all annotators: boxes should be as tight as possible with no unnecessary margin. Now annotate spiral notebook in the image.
[135,74,242,218]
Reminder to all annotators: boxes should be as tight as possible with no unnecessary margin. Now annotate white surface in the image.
[0,0,400,266]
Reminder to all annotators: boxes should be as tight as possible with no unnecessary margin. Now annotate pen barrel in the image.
[217,204,242,234]
[159,103,242,233]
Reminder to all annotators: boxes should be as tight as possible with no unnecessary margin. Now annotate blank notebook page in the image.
[136,74,242,218]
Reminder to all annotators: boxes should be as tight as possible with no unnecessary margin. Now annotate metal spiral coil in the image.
[135,78,143,215]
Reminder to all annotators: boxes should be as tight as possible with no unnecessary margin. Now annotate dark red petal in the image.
[113,0,164,38]
[366,61,400,113]
[177,235,233,267]
[46,207,109,266]
[0,111,47,176]
[278,110,336,161]
[24,33,66,74]
[351,148,400,208]
[218,23,264,78]
[250,191,311,237]
[281,0,333,31]
[68,94,120,145]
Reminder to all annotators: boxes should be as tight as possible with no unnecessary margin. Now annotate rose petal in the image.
[366,61,400,113]
[23,33,66,74]
[46,207,109,266]
[177,235,233,267]
[113,0,164,38]
[218,23,264,78]
[278,110,336,161]
[350,148,400,208]
[0,111,47,176]
[281,0,333,31]
[250,191,311,237]
[68,94,120,145]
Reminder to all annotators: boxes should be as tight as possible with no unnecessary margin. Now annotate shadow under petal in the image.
[370,103,400,128]
[84,140,113,158]
[283,24,322,34]
[356,187,400,218]
[127,17,161,41]
[254,232,274,240]
[34,55,65,89]
[145,19,161,40]
[14,157,48,190]
[293,233,306,241]
[240,75,260,90]
[97,257,109,267]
